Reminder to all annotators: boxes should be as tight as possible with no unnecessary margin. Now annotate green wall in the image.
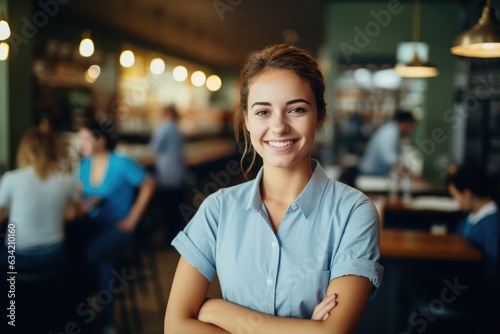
[325,1,460,183]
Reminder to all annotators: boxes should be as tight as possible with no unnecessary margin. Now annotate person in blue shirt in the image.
[77,119,155,334]
[359,111,416,176]
[447,166,500,332]
[164,44,383,333]
[149,105,186,245]
[448,166,499,276]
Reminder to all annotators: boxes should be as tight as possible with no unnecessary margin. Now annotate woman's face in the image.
[77,128,100,157]
[245,69,323,169]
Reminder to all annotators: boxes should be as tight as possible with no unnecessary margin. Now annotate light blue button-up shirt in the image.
[172,160,383,318]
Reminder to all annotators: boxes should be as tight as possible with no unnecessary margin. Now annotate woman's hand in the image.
[311,293,337,321]
[116,215,138,232]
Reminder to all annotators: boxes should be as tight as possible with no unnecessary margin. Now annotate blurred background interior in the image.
[1,0,500,333]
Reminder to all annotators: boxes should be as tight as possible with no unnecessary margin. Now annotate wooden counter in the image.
[380,229,482,261]
[116,138,235,167]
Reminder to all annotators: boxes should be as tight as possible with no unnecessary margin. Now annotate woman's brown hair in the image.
[16,127,60,180]
[234,44,327,178]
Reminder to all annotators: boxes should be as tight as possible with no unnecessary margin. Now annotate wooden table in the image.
[380,229,482,261]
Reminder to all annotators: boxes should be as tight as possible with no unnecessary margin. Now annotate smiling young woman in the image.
[164,44,383,334]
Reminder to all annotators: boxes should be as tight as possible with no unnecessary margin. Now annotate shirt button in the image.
[271,241,278,248]
[266,278,273,286]
[291,203,298,210]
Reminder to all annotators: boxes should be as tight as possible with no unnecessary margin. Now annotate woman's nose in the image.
[270,114,289,135]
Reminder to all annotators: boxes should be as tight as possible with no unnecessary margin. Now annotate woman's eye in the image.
[289,107,305,114]
[256,110,270,116]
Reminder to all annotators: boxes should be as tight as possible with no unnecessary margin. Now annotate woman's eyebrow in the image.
[251,99,311,109]
[286,98,311,106]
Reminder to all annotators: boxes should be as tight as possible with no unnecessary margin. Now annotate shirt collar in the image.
[468,200,498,225]
[246,160,330,219]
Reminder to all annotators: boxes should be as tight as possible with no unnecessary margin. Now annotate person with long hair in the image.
[164,44,383,333]
[0,127,78,270]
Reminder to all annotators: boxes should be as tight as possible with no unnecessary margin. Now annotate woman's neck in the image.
[260,159,313,205]
[92,150,109,160]
[471,197,492,214]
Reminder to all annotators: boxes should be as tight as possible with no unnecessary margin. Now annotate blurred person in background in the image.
[0,127,79,332]
[447,165,500,333]
[149,105,186,245]
[77,119,155,334]
[359,110,417,176]
[0,127,78,270]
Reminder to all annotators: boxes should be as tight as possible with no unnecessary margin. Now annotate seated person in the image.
[447,166,500,332]
[447,166,499,276]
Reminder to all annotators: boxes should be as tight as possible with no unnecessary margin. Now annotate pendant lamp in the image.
[394,0,439,78]
[451,0,500,58]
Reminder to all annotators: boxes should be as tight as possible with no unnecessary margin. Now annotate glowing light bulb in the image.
[191,70,206,87]
[79,38,94,57]
[0,19,10,41]
[206,75,222,92]
[0,42,9,61]
[150,58,165,74]
[120,50,135,68]
[173,65,188,82]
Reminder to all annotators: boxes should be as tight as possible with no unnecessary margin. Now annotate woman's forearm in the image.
[128,176,155,224]
[199,299,330,334]
[165,317,229,334]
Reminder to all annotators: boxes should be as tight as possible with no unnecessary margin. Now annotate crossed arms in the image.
[164,256,373,334]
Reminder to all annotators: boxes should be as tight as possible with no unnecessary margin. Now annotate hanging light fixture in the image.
[79,29,95,58]
[0,11,11,41]
[451,0,500,58]
[0,42,9,61]
[150,57,165,74]
[394,0,438,78]
[120,44,135,68]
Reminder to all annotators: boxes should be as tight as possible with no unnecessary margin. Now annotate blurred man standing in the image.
[149,105,186,245]
[359,110,417,176]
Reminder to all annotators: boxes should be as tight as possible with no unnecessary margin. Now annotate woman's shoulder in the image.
[202,178,256,207]
[326,179,374,210]
[1,166,34,180]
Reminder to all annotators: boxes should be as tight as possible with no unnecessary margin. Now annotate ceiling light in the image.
[0,11,10,41]
[395,50,439,78]
[451,0,500,58]
[173,65,188,82]
[191,71,206,87]
[120,48,135,68]
[150,57,165,74]
[394,0,438,78]
[79,30,94,57]
[206,75,222,91]
[0,42,8,61]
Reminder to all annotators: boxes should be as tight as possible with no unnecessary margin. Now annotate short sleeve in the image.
[0,172,12,208]
[171,192,220,281]
[330,198,383,292]
[121,157,146,186]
